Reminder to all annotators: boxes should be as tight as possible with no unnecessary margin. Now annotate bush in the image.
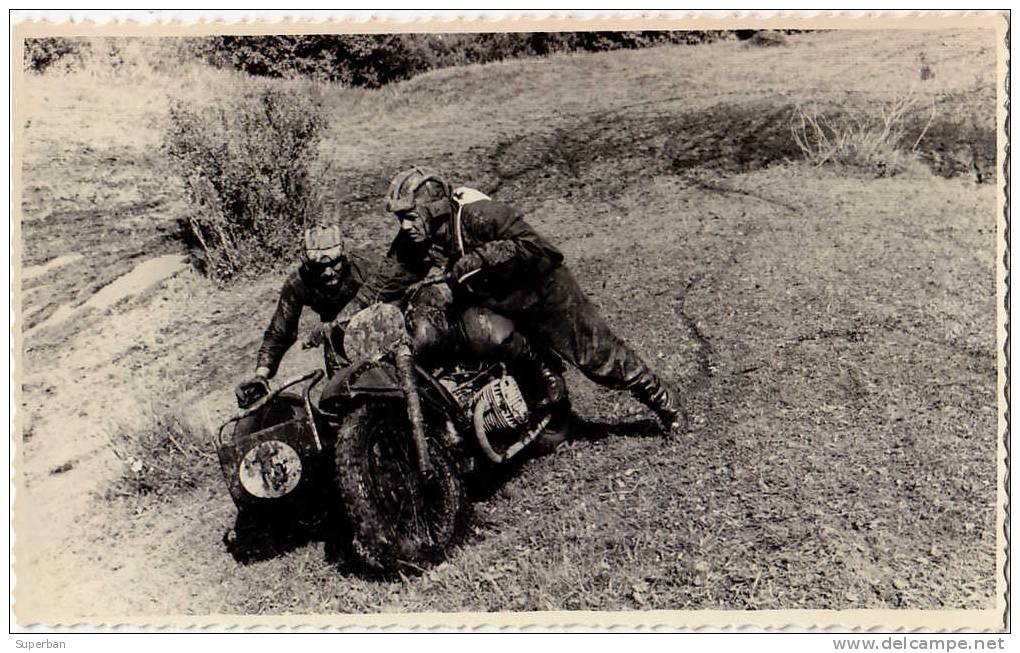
[24,37,88,73]
[748,30,788,47]
[202,32,734,88]
[163,84,328,280]
[205,35,425,87]
[789,93,936,176]
[26,32,737,85]
[105,406,216,499]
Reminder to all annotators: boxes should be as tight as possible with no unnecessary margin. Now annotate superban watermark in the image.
[14,641,66,650]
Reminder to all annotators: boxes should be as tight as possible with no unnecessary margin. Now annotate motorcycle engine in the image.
[474,376,529,437]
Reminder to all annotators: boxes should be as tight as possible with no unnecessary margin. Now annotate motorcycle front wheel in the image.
[334,402,465,573]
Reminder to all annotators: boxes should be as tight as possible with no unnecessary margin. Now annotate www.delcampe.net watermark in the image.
[834,638,1008,651]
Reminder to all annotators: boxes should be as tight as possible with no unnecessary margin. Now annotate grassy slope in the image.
[15,29,999,620]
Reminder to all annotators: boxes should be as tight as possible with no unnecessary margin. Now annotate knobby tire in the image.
[334,402,465,573]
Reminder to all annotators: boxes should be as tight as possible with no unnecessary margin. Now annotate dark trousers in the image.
[410,265,661,394]
[500,266,656,392]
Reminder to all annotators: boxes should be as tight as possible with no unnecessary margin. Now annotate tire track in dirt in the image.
[675,274,715,392]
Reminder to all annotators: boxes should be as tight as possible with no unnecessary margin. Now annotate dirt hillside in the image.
[14,29,1002,621]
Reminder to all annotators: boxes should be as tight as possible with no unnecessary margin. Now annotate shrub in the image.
[748,30,788,47]
[26,32,737,85]
[205,35,425,87]
[789,93,936,176]
[202,32,734,88]
[163,84,328,280]
[24,37,88,73]
[105,405,216,499]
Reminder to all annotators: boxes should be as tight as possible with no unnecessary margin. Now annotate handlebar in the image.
[404,272,453,299]
[322,329,350,369]
[219,369,324,441]
[304,269,482,369]
[403,268,481,301]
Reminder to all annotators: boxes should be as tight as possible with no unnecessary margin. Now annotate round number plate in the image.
[238,440,303,498]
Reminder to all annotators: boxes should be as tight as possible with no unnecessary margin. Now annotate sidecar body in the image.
[216,371,329,512]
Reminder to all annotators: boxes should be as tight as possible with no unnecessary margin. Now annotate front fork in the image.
[394,343,433,475]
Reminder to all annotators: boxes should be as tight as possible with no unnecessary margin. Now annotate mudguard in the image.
[320,361,465,428]
[320,362,404,411]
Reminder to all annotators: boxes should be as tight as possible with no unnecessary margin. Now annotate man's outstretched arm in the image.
[255,280,304,379]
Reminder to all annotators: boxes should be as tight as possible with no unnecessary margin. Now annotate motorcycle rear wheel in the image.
[335,402,465,573]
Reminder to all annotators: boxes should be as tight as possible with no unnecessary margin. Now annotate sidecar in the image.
[216,370,334,514]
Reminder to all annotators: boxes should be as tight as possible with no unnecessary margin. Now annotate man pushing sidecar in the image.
[222,169,691,570]
[238,167,688,439]
[234,223,370,406]
[328,166,689,440]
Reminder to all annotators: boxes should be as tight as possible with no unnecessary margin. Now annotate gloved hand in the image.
[451,252,484,281]
[235,374,269,408]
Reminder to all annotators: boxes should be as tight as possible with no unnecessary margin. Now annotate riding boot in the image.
[502,332,567,411]
[533,402,573,455]
[628,370,688,437]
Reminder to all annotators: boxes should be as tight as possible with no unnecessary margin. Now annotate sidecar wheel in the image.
[334,403,465,573]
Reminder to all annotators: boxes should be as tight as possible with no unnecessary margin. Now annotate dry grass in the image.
[790,90,936,176]
[104,403,217,500]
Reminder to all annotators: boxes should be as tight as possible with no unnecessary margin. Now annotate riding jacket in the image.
[256,254,369,378]
[350,190,565,315]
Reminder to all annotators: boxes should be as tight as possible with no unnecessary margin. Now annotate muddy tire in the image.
[334,403,465,573]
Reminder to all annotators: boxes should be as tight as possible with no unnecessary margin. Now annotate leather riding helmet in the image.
[301,224,347,276]
[384,167,453,227]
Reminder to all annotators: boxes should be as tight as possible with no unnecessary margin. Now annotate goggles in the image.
[307,256,343,272]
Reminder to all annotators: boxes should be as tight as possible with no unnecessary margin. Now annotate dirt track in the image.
[14,30,1002,620]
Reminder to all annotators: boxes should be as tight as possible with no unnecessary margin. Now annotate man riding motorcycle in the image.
[235,224,370,404]
[332,166,688,439]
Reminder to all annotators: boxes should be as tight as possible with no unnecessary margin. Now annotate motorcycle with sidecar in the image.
[217,273,554,571]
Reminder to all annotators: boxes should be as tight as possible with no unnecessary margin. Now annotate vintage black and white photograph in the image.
[11,12,1008,629]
